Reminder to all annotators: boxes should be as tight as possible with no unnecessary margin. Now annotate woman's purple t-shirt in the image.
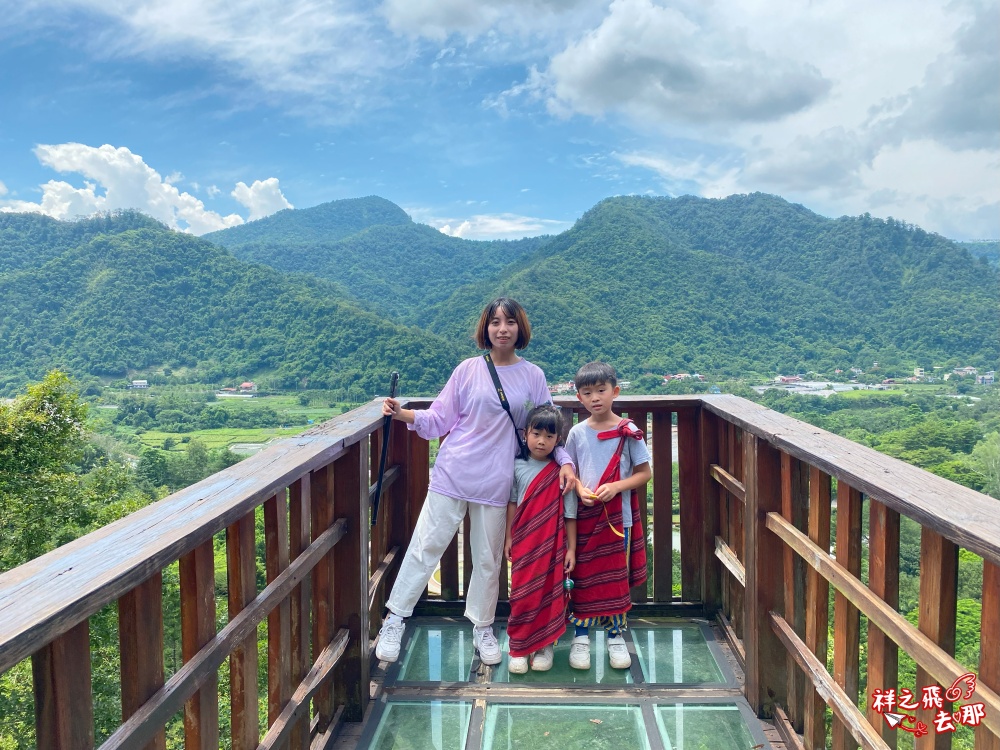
[409,356,570,506]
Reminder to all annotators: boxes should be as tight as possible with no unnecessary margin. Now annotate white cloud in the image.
[0,180,6,196]
[232,178,293,221]
[614,152,742,199]
[4,0,396,105]
[206,185,221,198]
[0,143,291,234]
[431,212,570,240]
[380,0,596,41]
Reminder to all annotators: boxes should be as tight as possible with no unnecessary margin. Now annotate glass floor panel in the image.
[494,630,633,684]
[654,704,756,750]
[397,623,475,682]
[368,701,472,750]
[483,704,650,750]
[631,624,726,684]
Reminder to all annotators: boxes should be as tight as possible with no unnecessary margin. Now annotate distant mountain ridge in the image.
[203,196,552,323]
[0,216,460,395]
[1,193,996,395]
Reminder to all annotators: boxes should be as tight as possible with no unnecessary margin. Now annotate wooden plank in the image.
[332,441,370,723]
[288,475,311,750]
[715,537,746,587]
[97,519,347,750]
[32,619,94,750]
[119,571,166,750]
[744,435,786,718]
[867,499,900,749]
[368,430,386,642]
[652,408,674,602]
[701,395,1000,569]
[732,426,745,638]
[678,407,702,601]
[978,560,1000,750]
[258,629,350,750]
[767,512,1000,737]
[804,466,832,750]
[227,511,259,750]
[710,464,746,502]
[179,540,219,750]
[630,410,650,603]
[770,613,892,750]
[718,419,733,626]
[775,704,806,750]
[462,514,472,596]
[369,546,401,602]
[700,409,722,613]
[915,528,957,750]
[310,464,336,729]
[383,420,410,605]
[405,430,430,550]
[441,532,460,600]
[0,400,389,676]
[832,482,863,750]
[717,610,745,670]
[782,454,809,734]
[264,490,292,738]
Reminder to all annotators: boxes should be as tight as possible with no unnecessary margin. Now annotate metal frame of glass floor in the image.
[355,617,774,750]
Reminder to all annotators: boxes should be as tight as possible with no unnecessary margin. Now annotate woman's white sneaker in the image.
[607,635,631,669]
[375,616,405,662]
[473,626,502,665]
[508,655,529,674]
[569,635,591,670]
[531,644,554,671]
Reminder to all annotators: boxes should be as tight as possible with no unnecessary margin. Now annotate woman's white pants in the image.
[386,491,506,627]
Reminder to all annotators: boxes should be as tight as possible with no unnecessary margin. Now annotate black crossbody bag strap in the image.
[484,352,529,459]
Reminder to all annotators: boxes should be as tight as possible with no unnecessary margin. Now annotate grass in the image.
[135,427,311,451]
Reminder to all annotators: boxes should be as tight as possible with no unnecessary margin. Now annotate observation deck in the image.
[1,395,998,750]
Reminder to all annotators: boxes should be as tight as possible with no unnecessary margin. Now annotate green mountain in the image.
[423,194,1000,380]
[956,240,999,268]
[203,196,552,322]
[0,216,460,395]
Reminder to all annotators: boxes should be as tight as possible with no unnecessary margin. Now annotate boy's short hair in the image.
[473,296,531,350]
[574,361,618,389]
[524,404,567,445]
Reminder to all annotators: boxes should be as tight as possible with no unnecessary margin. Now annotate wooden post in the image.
[119,571,166,750]
[731,427,745,638]
[265,490,293,737]
[743,434,786,718]
[867,498,900,749]
[311,463,336,729]
[699,408,721,614]
[227,511,259,750]
[179,539,219,750]
[915,528,957,750]
[781,454,809,733]
[678,408,702,601]
[978,560,1000,750]
[804,466,832,750]
[32,620,94,750]
[832,482,863,750]
[652,408,674,602]
[332,440,370,722]
[288,475,312,750]
[384,419,410,603]
[630,410,650,603]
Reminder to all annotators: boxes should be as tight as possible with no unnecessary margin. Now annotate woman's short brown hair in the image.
[474,296,531,350]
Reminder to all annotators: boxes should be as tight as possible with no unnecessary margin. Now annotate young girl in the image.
[504,404,578,673]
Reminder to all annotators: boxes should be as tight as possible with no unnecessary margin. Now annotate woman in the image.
[375,297,576,665]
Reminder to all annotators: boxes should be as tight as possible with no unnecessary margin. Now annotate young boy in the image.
[565,362,650,670]
[504,405,578,673]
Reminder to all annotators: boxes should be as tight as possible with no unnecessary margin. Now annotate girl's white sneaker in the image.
[531,644,554,671]
[569,635,591,669]
[607,635,631,669]
[508,655,529,674]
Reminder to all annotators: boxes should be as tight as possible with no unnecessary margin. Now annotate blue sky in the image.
[1,0,997,240]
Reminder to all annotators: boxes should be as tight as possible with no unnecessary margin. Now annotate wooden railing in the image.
[1,395,998,750]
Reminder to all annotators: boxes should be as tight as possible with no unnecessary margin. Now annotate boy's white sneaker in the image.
[607,635,631,669]
[569,635,591,670]
[473,626,502,666]
[375,615,405,663]
[508,655,529,674]
[531,644,554,671]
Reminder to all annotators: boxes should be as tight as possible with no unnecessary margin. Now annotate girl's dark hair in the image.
[474,297,531,350]
[524,404,567,447]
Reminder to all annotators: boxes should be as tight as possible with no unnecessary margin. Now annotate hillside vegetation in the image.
[0,218,460,395]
